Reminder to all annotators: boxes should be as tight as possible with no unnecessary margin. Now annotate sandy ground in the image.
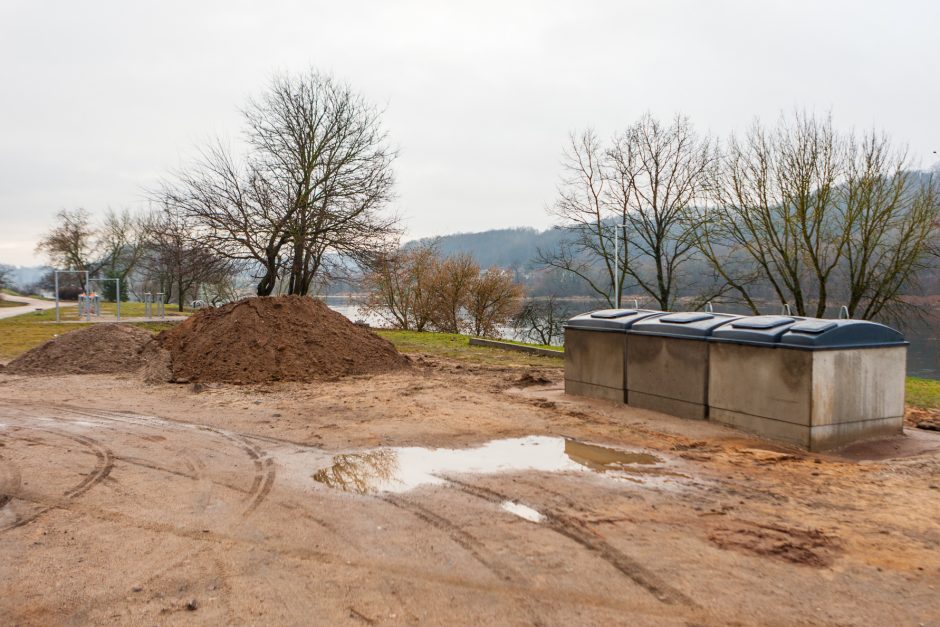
[0,357,939,625]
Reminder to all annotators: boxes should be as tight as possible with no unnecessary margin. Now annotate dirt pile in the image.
[5,324,155,375]
[155,295,408,384]
[906,407,940,431]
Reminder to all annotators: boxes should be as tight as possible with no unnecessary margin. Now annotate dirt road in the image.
[1,359,938,624]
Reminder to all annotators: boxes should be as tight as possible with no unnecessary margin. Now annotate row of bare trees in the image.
[36,68,398,309]
[363,243,523,337]
[157,69,398,297]
[541,112,940,320]
[35,207,237,309]
[36,208,150,292]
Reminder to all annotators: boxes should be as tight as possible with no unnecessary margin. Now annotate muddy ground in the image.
[0,356,939,625]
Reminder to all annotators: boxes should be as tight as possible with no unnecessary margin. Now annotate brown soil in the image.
[1,352,939,623]
[4,324,154,375]
[708,522,841,567]
[155,295,408,384]
[907,406,940,431]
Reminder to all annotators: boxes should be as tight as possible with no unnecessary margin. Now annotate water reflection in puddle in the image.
[312,436,662,495]
[500,500,545,523]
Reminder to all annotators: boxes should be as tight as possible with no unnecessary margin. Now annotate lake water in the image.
[322,296,940,380]
[900,311,940,379]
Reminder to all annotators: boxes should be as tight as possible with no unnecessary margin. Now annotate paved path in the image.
[0,295,63,320]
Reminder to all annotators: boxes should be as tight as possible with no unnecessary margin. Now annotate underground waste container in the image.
[563,309,662,402]
[625,311,741,420]
[708,316,908,451]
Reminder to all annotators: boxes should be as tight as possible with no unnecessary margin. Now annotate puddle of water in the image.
[311,436,663,495]
[500,500,545,523]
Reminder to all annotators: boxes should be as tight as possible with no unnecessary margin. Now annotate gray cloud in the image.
[1,0,938,265]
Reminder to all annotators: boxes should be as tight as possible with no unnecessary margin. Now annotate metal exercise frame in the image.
[53,269,90,323]
[87,277,120,321]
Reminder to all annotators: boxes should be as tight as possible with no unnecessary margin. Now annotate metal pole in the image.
[613,223,628,309]
[54,271,60,323]
[614,228,619,309]
[116,280,120,321]
[623,225,628,308]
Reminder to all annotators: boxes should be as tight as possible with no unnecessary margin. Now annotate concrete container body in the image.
[625,312,740,420]
[708,317,908,451]
[563,309,661,402]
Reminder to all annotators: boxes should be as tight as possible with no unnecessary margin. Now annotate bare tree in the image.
[511,296,571,345]
[362,242,439,331]
[162,69,398,296]
[364,246,522,336]
[839,134,940,319]
[160,142,293,296]
[698,111,939,319]
[97,209,150,281]
[35,208,100,288]
[430,253,479,334]
[244,72,398,295]
[465,267,523,337]
[538,116,713,310]
[36,207,150,296]
[537,130,623,306]
[140,205,238,311]
[607,114,713,309]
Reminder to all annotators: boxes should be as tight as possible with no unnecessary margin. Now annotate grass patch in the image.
[376,330,564,368]
[17,301,191,323]
[1,288,47,299]
[905,377,940,410]
[0,299,28,308]
[0,307,177,363]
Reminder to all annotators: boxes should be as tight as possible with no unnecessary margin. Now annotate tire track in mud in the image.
[0,453,22,511]
[443,477,696,608]
[0,403,339,541]
[91,408,276,518]
[1,400,692,618]
[380,494,517,582]
[0,427,114,532]
[379,494,548,624]
[0,404,278,621]
[25,404,277,519]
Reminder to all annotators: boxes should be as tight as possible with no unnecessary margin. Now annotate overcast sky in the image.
[1,0,938,266]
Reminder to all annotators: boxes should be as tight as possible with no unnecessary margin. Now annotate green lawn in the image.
[25,301,191,322]
[0,306,177,362]
[905,377,940,410]
[0,299,28,308]
[1,288,47,299]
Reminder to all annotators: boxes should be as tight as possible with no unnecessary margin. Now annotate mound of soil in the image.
[5,324,155,375]
[155,296,408,384]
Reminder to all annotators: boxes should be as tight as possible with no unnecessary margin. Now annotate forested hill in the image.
[406,227,568,270]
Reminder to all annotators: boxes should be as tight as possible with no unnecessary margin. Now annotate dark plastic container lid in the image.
[778,319,907,350]
[709,315,800,346]
[709,315,908,350]
[628,312,740,339]
[564,309,662,332]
